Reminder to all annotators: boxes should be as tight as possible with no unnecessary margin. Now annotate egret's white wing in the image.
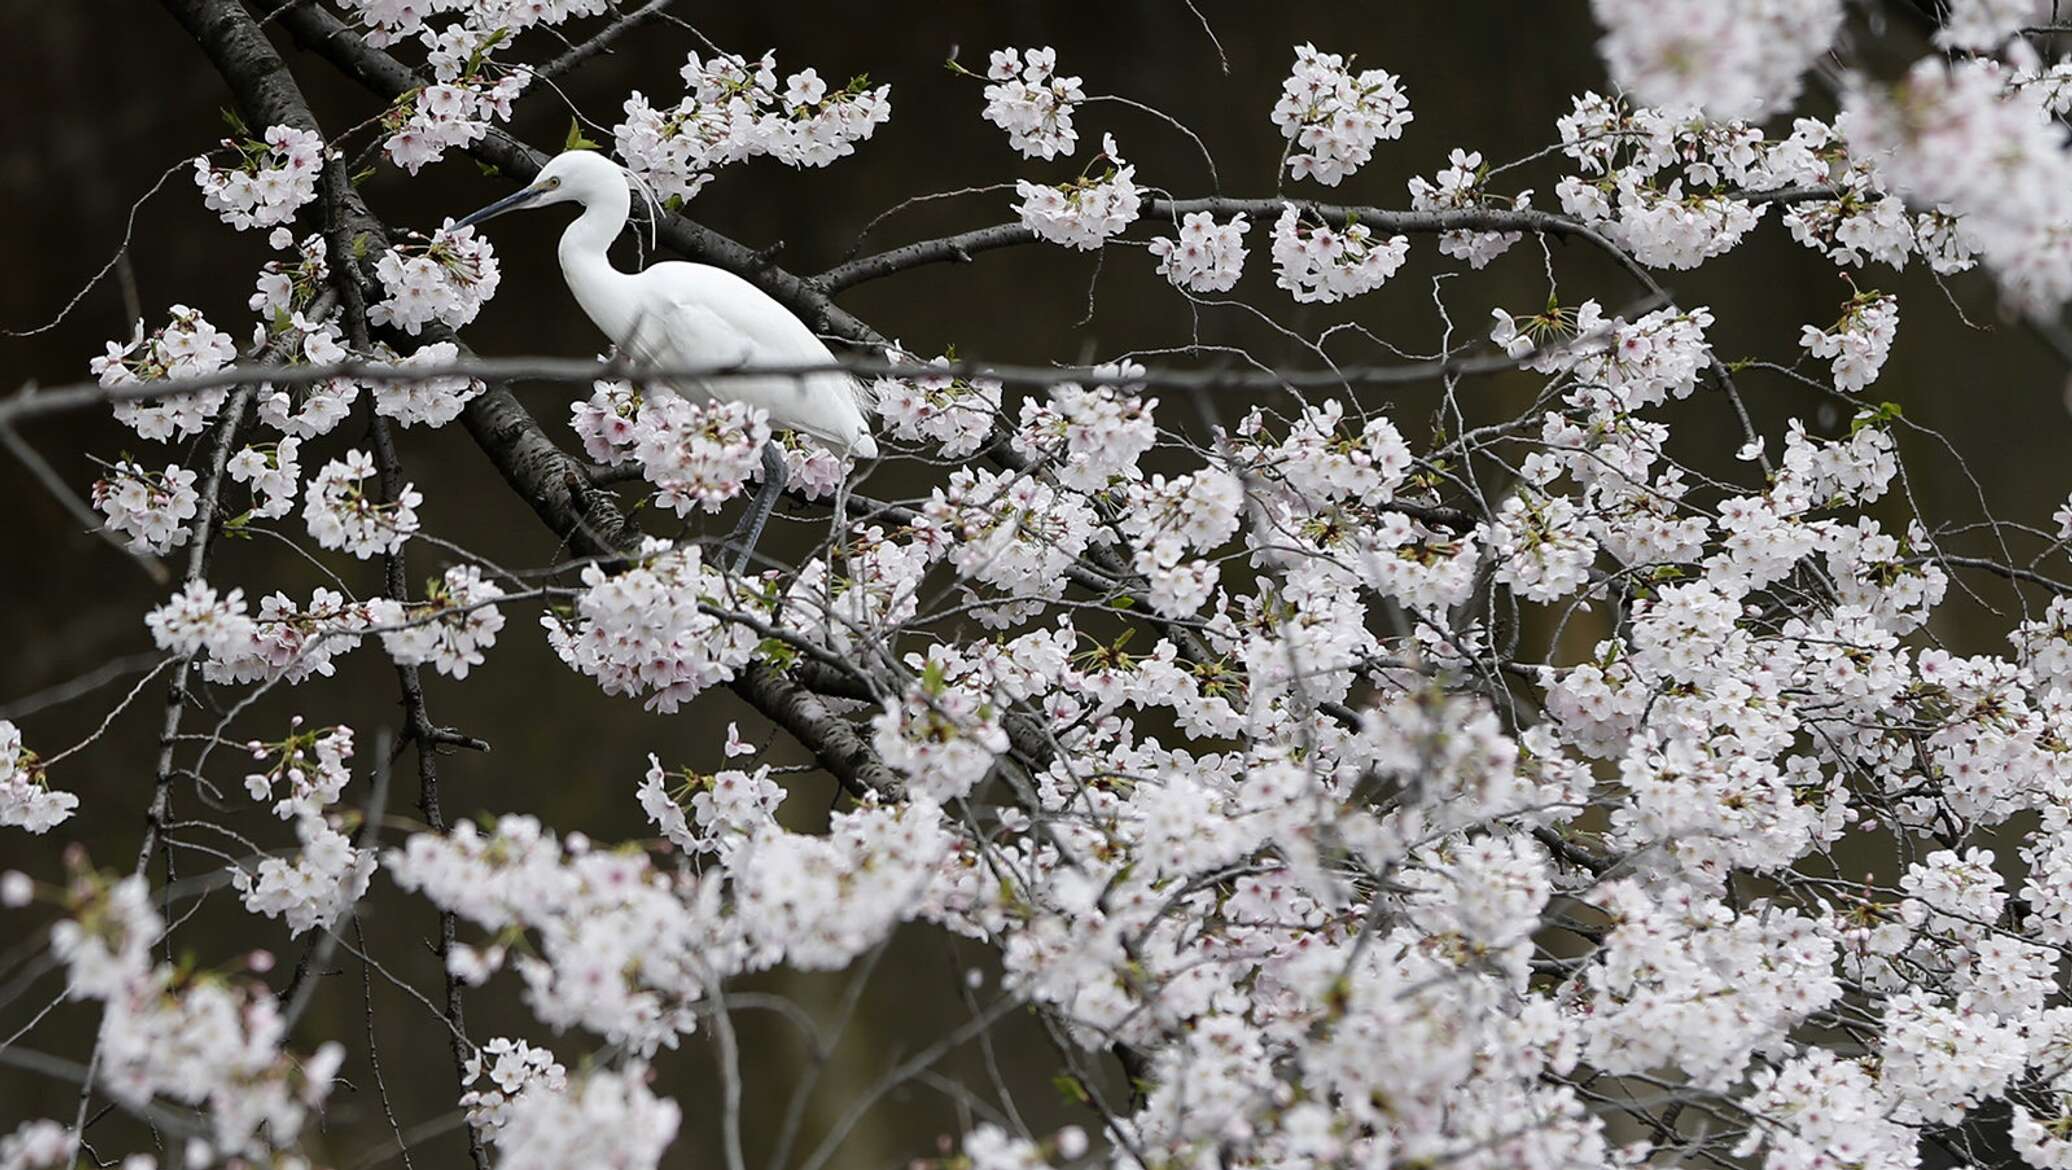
[620,297,751,378]
[633,263,876,455]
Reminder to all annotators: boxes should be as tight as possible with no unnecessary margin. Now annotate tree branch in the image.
[814,190,1841,294]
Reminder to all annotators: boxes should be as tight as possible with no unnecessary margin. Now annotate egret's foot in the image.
[725,442,789,575]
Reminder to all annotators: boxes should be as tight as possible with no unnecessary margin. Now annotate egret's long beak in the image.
[452,183,545,230]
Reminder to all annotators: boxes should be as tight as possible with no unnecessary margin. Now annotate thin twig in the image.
[0,423,170,584]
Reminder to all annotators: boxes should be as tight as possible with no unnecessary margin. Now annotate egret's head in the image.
[451,150,628,229]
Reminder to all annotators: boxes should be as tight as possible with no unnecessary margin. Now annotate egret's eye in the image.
[545,177,562,189]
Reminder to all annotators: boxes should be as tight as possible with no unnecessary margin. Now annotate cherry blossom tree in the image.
[13,3,2072,1170]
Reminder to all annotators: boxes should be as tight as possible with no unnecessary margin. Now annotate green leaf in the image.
[1051,1074,1090,1105]
[462,27,509,78]
[1850,401,1904,433]
[564,118,602,153]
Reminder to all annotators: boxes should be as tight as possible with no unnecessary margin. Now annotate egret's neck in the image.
[555,180,631,284]
[556,180,635,338]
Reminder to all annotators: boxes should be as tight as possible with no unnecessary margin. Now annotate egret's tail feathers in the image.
[846,376,881,460]
[847,373,879,414]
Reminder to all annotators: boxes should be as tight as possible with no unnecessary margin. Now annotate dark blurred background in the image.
[4,3,2068,1167]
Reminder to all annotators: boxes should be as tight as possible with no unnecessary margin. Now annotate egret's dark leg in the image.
[727,442,788,574]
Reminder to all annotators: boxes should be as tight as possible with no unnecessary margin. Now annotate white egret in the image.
[453,150,877,572]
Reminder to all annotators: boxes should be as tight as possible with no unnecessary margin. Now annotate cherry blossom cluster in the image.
[923,466,1099,609]
[1552,94,1778,270]
[615,50,891,202]
[231,806,375,935]
[1574,6,2072,312]
[870,351,1004,458]
[368,222,501,335]
[91,305,237,442]
[768,432,851,500]
[145,581,257,659]
[1269,203,1409,302]
[41,864,346,1160]
[1406,148,1532,268]
[628,395,772,517]
[382,24,530,174]
[1936,0,2054,49]
[2012,51,2072,114]
[542,539,761,713]
[147,584,369,686]
[1119,465,1243,616]
[638,740,782,855]
[251,230,331,324]
[0,721,72,834]
[1269,42,1412,185]
[225,438,301,520]
[370,339,487,426]
[569,377,645,464]
[395,759,945,1030]
[386,812,720,1050]
[871,672,1008,803]
[303,448,423,557]
[1844,58,2072,314]
[340,0,610,48]
[781,521,936,654]
[1549,93,1965,281]
[1147,211,1250,293]
[1588,0,1842,118]
[1765,116,1974,273]
[492,1063,680,1170]
[962,1124,1087,1170]
[981,46,1085,160]
[1013,133,1141,250]
[248,235,369,437]
[573,378,856,508]
[459,1036,566,1138]
[1010,369,1157,490]
[243,720,357,819]
[1799,291,1900,393]
[727,796,952,969]
[92,460,200,554]
[0,1121,77,1170]
[191,123,323,232]
[367,563,507,679]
